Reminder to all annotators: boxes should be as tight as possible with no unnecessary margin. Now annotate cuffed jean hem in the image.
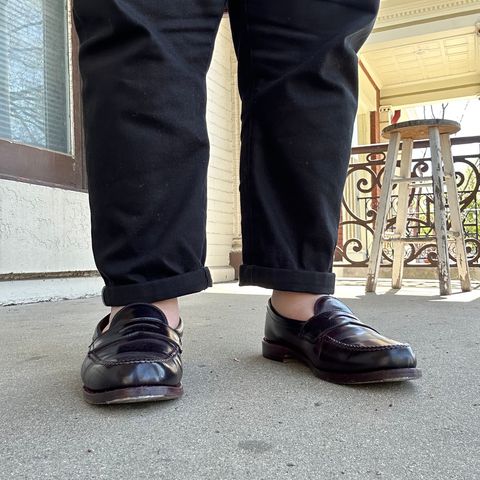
[101,267,213,306]
[238,264,335,294]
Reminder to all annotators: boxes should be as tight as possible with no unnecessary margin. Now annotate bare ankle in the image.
[270,290,329,321]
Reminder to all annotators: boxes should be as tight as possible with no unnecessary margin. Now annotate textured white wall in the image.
[0,17,240,301]
[0,179,96,274]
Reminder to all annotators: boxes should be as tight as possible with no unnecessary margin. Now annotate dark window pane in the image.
[0,0,71,154]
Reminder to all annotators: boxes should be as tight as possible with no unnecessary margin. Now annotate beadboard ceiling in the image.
[358,0,480,106]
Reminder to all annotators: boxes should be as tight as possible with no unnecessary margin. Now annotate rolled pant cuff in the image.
[101,267,213,306]
[238,264,335,294]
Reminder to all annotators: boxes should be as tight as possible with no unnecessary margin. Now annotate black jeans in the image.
[72,0,380,306]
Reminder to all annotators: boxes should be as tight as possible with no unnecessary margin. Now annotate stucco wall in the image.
[0,17,239,303]
[0,179,95,274]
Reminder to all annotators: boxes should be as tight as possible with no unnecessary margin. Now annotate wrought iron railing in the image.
[334,136,480,268]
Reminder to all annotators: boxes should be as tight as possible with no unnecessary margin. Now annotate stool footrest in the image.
[391,176,433,184]
[382,230,460,243]
[391,175,452,186]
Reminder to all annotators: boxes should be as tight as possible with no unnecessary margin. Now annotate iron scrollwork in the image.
[335,141,480,268]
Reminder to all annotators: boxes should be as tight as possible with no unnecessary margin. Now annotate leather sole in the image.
[83,384,183,405]
[262,339,422,384]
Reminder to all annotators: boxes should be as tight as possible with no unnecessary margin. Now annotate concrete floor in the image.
[1,280,479,480]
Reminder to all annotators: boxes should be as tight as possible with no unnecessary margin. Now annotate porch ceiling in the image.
[359,0,480,106]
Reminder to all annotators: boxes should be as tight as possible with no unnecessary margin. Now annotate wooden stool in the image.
[365,119,471,295]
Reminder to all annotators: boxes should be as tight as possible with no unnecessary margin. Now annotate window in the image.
[0,0,70,152]
[0,0,85,190]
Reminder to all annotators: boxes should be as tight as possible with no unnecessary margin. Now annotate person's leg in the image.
[72,0,228,403]
[227,1,420,383]
[72,0,227,328]
[227,0,380,308]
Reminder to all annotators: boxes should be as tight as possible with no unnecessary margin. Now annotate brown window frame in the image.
[0,1,86,192]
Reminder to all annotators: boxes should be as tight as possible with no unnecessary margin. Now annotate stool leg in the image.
[440,133,472,292]
[392,138,414,289]
[429,126,451,295]
[366,132,401,293]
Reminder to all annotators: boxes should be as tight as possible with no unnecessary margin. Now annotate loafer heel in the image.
[262,338,293,362]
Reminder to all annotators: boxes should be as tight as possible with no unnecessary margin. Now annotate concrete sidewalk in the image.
[1,281,479,480]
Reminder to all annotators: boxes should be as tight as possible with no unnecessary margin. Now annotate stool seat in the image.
[382,119,461,140]
[365,118,471,295]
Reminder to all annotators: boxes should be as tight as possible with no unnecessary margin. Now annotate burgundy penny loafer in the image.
[263,295,421,384]
[81,303,183,404]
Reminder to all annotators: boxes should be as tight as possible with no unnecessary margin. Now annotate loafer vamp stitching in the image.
[323,335,410,351]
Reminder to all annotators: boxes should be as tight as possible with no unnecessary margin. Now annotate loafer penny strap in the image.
[91,317,182,352]
[300,311,381,342]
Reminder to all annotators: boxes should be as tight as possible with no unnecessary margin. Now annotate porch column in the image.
[229,49,242,278]
[379,105,393,141]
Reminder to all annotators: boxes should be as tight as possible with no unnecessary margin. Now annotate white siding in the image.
[205,17,238,281]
